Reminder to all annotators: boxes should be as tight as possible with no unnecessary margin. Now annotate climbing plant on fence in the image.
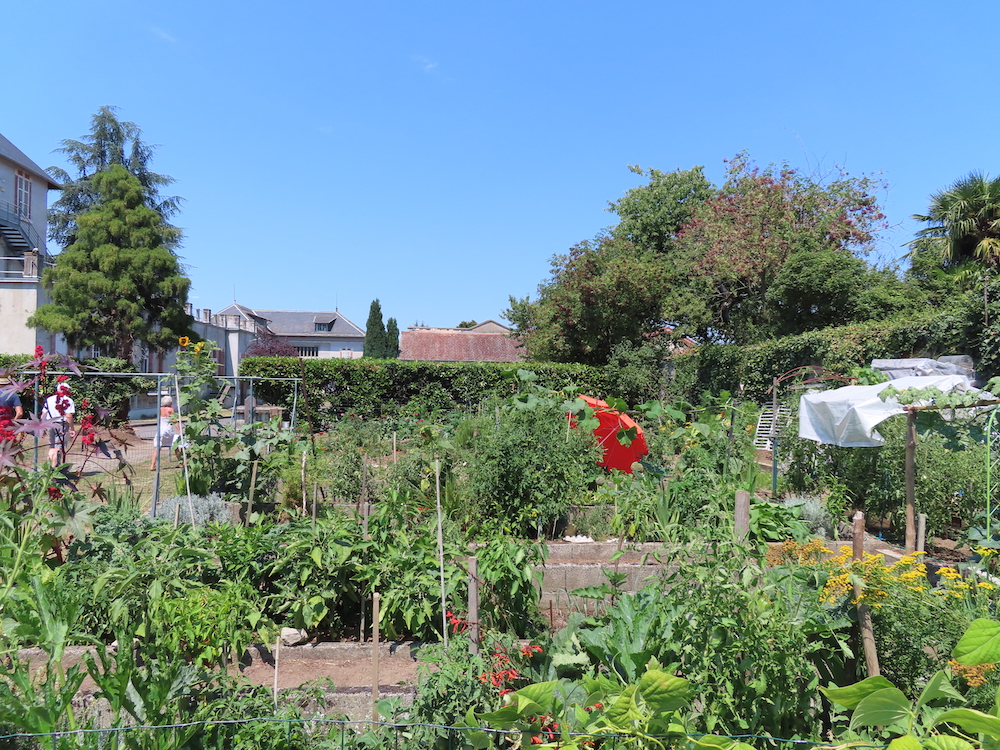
[239,358,612,424]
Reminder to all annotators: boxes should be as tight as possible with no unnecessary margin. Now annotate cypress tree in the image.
[364,299,387,357]
[385,317,400,358]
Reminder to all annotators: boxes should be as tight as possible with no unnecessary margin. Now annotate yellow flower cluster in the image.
[949,659,996,688]
[774,540,1000,614]
[766,538,829,567]
[814,547,927,607]
[820,572,853,604]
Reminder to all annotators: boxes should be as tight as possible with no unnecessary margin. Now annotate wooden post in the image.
[905,410,917,554]
[771,376,779,494]
[248,459,259,520]
[734,491,751,542]
[852,511,880,677]
[467,556,480,655]
[917,513,927,553]
[371,592,380,722]
[300,450,308,513]
[312,482,318,531]
[360,500,370,641]
[435,459,448,647]
[273,636,280,709]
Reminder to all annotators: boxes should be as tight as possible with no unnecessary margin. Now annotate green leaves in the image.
[953,619,1000,666]
[848,687,913,731]
[935,708,1000,738]
[636,669,692,713]
[820,675,896,711]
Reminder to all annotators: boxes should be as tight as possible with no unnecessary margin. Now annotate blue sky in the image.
[4,0,997,330]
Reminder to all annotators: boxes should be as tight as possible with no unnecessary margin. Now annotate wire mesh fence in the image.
[10,371,300,514]
[0,718,881,750]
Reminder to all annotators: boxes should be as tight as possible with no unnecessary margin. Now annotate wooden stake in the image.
[273,637,280,709]
[435,459,448,647]
[301,450,307,513]
[249,459,259,509]
[467,556,479,655]
[905,410,917,554]
[734,490,751,542]
[917,513,927,553]
[312,481,318,531]
[852,511,880,677]
[372,592,380,722]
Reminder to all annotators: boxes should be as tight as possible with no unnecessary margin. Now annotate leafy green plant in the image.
[749,499,811,542]
[467,666,695,749]
[820,618,1000,748]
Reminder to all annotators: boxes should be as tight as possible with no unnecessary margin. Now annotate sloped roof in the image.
[248,309,364,338]
[399,329,524,362]
[0,133,61,189]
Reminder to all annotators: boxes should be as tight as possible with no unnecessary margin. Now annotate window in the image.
[15,172,31,219]
[296,346,319,358]
[314,323,330,332]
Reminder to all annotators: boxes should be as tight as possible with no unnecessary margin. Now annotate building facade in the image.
[0,133,62,355]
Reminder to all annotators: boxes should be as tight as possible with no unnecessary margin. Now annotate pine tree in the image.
[29,166,191,362]
[47,106,182,250]
[364,299,387,358]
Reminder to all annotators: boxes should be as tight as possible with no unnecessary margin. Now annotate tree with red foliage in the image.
[243,335,299,358]
[671,152,888,344]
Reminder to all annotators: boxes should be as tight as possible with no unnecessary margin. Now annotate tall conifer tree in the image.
[364,299,387,357]
[385,317,400,359]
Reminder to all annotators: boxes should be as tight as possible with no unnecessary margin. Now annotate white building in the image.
[0,133,62,355]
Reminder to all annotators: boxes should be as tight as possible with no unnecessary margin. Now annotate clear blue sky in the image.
[4,0,997,330]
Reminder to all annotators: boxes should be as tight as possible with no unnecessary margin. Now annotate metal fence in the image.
[0,718,870,749]
[11,371,301,513]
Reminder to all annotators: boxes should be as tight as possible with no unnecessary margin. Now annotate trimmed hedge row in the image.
[673,311,974,402]
[238,358,611,425]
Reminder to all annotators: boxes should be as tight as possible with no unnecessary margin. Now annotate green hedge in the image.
[238,358,611,425]
[674,311,973,402]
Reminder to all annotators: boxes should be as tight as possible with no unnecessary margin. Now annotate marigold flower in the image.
[179,336,190,347]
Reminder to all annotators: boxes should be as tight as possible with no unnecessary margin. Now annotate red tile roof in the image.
[399,329,525,363]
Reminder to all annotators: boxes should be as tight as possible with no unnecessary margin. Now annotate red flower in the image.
[46,486,62,500]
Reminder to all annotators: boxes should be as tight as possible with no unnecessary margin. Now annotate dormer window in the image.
[15,171,31,219]
[313,315,336,332]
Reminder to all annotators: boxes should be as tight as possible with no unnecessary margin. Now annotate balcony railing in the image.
[0,200,45,251]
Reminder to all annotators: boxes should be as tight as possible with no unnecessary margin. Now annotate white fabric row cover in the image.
[797,374,975,447]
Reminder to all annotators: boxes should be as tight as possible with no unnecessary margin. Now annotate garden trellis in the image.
[799,375,1000,551]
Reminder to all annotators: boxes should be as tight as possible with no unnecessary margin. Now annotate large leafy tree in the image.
[671,153,887,343]
[47,106,182,249]
[910,171,1000,269]
[504,235,672,365]
[607,165,715,254]
[29,166,192,362]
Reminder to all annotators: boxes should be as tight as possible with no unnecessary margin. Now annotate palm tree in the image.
[910,171,1000,268]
